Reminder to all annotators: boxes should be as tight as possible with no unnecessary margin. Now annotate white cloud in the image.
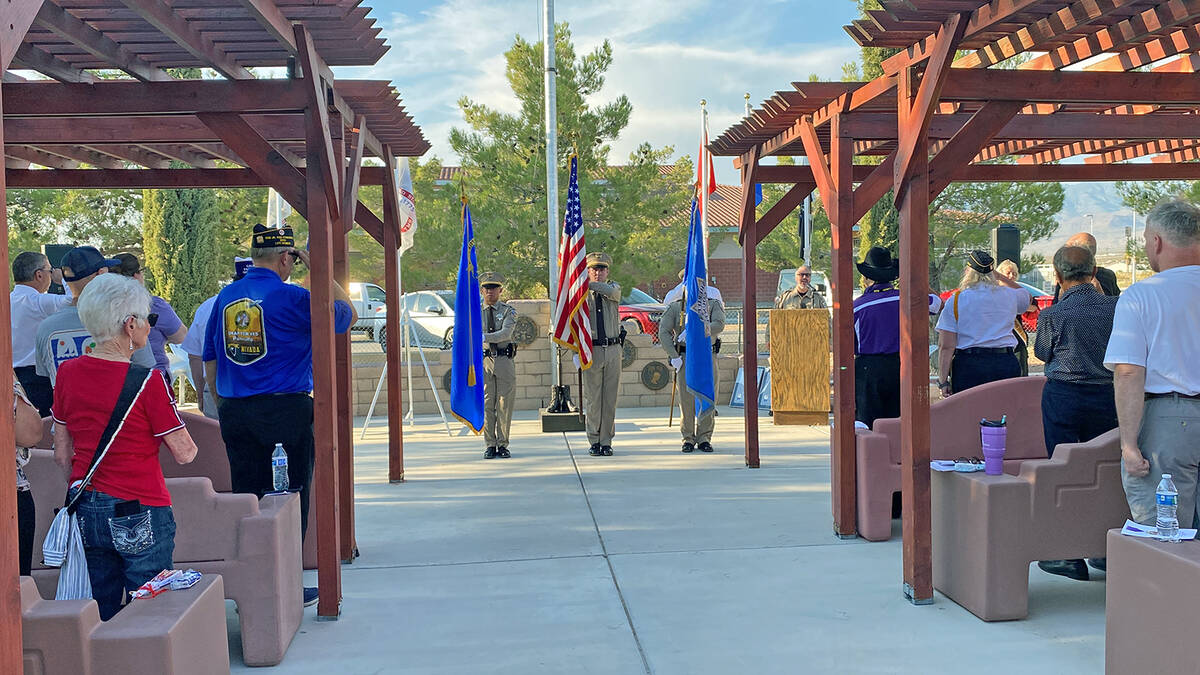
[340,0,858,180]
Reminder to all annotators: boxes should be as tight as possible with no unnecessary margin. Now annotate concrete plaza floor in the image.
[230,406,1107,674]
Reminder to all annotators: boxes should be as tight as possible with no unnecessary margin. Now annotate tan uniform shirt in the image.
[774,287,827,310]
[658,296,726,358]
[588,281,622,340]
[482,300,516,347]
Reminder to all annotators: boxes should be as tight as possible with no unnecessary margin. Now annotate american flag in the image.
[551,155,592,369]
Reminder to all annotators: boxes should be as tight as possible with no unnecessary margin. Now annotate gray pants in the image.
[1122,396,1200,527]
[584,345,621,446]
[483,354,516,448]
[678,354,719,445]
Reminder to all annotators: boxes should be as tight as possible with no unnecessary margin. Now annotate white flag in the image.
[396,157,418,256]
[266,188,292,229]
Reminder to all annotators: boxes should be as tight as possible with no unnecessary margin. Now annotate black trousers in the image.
[855,352,901,429]
[950,350,1020,394]
[17,489,34,576]
[15,365,53,418]
[217,394,315,540]
[1041,379,1118,458]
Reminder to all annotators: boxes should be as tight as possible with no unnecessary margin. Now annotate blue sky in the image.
[343,0,861,183]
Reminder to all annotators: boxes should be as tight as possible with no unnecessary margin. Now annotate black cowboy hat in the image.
[856,246,900,282]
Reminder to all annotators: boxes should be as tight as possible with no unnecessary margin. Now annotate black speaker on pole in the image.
[992,223,1021,271]
[42,243,73,295]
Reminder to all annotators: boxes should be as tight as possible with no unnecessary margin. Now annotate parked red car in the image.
[938,281,1053,333]
[619,288,666,342]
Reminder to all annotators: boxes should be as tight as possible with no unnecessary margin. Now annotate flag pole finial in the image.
[700,98,707,107]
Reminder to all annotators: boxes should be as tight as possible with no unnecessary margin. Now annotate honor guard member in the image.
[202,224,356,607]
[658,285,726,453]
[584,252,623,457]
[480,272,517,459]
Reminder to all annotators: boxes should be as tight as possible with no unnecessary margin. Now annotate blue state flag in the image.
[450,201,485,433]
[684,198,716,418]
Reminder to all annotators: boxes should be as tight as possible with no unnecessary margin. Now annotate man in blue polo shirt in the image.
[203,224,355,606]
[852,247,943,428]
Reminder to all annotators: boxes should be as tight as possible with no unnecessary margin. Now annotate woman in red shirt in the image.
[51,273,196,620]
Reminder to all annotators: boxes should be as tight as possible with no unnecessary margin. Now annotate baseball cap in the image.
[61,246,120,282]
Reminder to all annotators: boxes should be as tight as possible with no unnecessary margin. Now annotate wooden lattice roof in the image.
[711,0,1200,169]
[3,0,429,170]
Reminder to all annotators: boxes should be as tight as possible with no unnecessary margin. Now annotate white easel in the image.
[359,255,452,439]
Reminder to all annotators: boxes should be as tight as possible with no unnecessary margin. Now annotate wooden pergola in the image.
[0,0,429,663]
[712,0,1200,604]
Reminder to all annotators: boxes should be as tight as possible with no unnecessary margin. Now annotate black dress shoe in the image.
[1087,557,1106,572]
[497,447,511,459]
[589,443,603,456]
[681,442,695,453]
[484,447,498,459]
[601,445,613,456]
[1037,559,1089,581]
[698,442,714,453]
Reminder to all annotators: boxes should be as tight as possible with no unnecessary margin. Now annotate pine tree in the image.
[142,187,220,322]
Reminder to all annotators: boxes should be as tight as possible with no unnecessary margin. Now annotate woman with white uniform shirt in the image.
[935,250,1032,396]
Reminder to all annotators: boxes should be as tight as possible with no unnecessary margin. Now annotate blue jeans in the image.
[69,487,175,620]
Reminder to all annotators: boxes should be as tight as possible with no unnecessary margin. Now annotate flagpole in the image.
[544,0,560,389]
[700,100,707,241]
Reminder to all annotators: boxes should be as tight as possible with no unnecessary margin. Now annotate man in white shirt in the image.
[10,251,70,415]
[1104,199,1200,527]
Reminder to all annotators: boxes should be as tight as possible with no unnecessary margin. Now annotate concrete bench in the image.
[932,428,1128,621]
[855,377,1048,541]
[25,450,303,667]
[158,411,318,571]
[1105,530,1200,674]
[21,574,229,675]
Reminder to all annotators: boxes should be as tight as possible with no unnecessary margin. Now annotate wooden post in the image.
[331,118,356,564]
[381,151,405,482]
[897,66,934,605]
[739,149,760,468]
[0,79,23,673]
[306,103,342,619]
[829,112,857,538]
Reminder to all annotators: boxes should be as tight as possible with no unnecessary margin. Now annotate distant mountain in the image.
[1027,182,1137,256]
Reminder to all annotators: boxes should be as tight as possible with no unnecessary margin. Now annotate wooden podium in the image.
[768,309,831,425]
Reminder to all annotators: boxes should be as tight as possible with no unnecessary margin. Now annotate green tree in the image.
[431,23,690,297]
[142,187,220,322]
[928,180,1064,290]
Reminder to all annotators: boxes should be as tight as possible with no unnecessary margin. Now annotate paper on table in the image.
[1121,519,1198,540]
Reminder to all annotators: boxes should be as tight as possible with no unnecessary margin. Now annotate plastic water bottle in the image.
[1156,473,1180,542]
[271,443,289,492]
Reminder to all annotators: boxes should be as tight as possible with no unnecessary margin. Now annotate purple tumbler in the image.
[980,416,1007,476]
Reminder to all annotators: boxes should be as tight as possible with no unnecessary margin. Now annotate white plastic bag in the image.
[43,507,92,601]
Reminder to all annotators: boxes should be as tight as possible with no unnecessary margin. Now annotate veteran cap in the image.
[479,271,505,287]
[585,252,612,268]
[251,223,295,249]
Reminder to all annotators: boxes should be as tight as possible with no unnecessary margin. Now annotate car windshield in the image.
[435,290,455,308]
[622,288,658,304]
[1018,281,1047,297]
